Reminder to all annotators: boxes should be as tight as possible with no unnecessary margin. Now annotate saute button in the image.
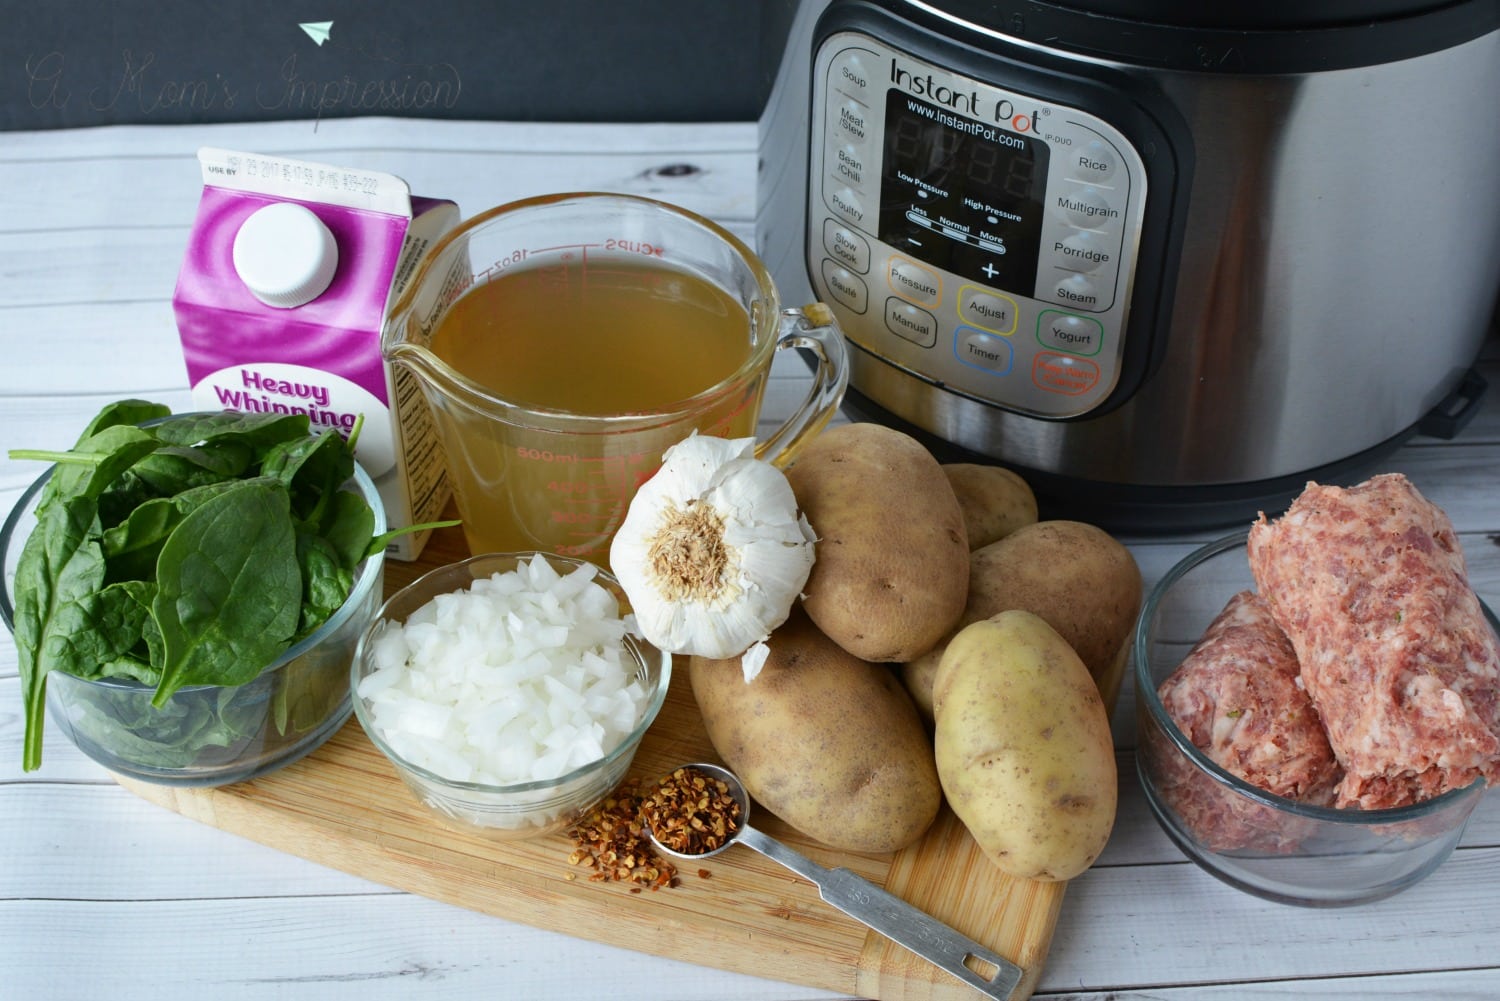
[885,297,937,347]
[954,328,1014,375]
[821,258,869,313]
[824,218,871,273]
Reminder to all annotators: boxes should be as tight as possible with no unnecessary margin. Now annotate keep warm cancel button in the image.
[1032,352,1101,396]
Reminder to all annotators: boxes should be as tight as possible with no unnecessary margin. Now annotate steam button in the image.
[233,202,339,309]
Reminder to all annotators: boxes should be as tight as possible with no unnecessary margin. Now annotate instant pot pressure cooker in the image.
[757,0,1500,529]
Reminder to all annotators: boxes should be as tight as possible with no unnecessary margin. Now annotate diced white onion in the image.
[358,556,650,786]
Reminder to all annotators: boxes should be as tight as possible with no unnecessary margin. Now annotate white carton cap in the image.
[232,202,339,308]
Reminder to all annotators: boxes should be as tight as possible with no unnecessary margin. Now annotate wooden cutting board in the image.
[117,522,1066,1001]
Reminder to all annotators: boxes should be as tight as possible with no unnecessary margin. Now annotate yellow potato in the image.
[787,423,969,662]
[933,610,1118,882]
[903,520,1141,720]
[689,608,941,854]
[942,463,1038,549]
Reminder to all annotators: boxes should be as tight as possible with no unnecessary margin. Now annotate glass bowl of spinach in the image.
[0,401,421,786]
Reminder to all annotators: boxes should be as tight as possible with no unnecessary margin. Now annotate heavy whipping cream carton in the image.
[173,147,458,559]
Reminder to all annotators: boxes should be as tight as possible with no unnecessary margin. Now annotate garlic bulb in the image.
[609,433,815,664]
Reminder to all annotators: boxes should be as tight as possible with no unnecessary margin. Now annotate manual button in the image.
[885,297,937,347]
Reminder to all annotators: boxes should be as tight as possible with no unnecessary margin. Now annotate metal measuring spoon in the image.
[646,763,1024,1001]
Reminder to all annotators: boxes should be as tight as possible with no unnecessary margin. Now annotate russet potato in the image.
[786,423,969,662]
[903,519,1141,721]
[932,610,1118,882]
[688,607,941,854]
[942,463,1038,550]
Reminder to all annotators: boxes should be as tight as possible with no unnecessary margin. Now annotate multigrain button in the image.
[1037,310,1103,356]
[885,297,937,347]
[887,256,941,306]
[822,258,869,313]
[823,218,870,272]
[1056,185,1119,229]
[954,328,1014,375]
[958,286,1017,334]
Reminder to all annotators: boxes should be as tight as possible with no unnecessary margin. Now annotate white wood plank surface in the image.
[1,117,1497,1001]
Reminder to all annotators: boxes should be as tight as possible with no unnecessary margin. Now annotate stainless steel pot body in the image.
[757,1,1500,496]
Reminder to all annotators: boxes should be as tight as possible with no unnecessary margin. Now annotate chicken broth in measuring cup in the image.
[383,193,849,566]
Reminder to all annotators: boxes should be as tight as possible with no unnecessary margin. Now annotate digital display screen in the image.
[878,92,1049,291]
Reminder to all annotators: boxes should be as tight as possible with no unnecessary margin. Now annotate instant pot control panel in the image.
[807,26,1159,419]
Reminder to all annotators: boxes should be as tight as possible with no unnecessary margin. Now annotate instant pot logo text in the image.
[890,61,1041,135]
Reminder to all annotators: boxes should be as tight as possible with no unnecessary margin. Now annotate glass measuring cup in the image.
[382,192,848,565]
[646,763,1025,1001]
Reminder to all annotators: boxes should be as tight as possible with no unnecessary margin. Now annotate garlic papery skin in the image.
[609,433,815,661]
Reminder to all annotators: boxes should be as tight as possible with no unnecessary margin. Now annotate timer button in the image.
[1068,139,1120,186]
[821,258,869,314]
[823,218,870,273]
[885,297,938,347]
[955,328,1015,375]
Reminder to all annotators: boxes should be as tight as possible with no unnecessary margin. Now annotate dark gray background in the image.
[4,1,791,130]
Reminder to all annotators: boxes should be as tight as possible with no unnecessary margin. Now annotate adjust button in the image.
[822,258,868,314]
[885,297,937,347]
[824,217,870,273]
[958,286,1017,334]
[954,328,1014,375]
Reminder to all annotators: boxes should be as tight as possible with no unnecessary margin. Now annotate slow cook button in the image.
[1037,310,1103,356]
[954,328,1014,375]
[824,217,870,273]
[958,286,1017,334]
[885,297,937,347]
[1032,351,1101,396]
[821,258,868,313]
[887,256,941,306]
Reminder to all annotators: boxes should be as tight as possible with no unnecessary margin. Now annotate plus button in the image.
[981,262,999,280]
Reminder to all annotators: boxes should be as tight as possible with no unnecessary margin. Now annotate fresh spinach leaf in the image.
[261,429,354,524]
[294,532,353,638]
[150,411,310,451]
[78,400,174,440]
[128,440,254,495]
[150,480,301,706]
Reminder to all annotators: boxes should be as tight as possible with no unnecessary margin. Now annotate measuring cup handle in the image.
[754,303,850,469]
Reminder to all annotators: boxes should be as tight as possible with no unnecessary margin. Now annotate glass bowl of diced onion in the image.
[350,551,671,840]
